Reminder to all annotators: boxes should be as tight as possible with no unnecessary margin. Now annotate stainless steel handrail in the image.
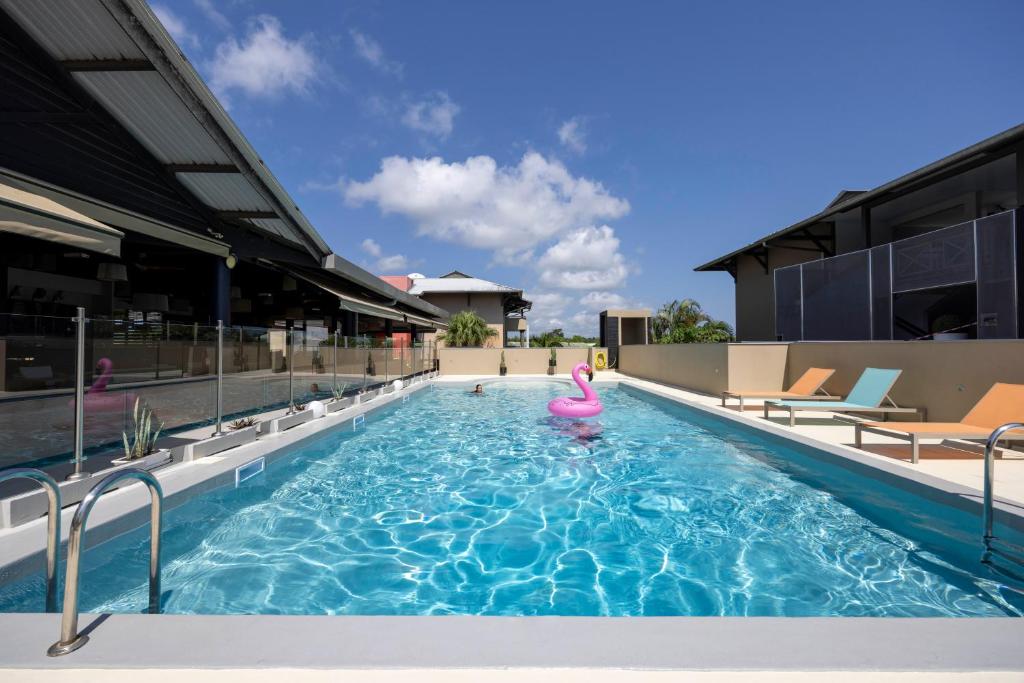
[982,422,1024,563]
[0,468,61,613]
[47,468,163,657]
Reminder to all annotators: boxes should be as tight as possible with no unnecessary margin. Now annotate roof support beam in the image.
[797,226,835,256]
[59,59,155,71]
[216,210,278,219]
[752,250,769,274]
[166,163,239,174]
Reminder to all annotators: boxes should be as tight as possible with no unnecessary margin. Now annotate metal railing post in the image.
[982,422,1024,561]
[213,320,224,436]
[0,468,61,612]
[332,328,338,391]
[287,328,295,414]
[401,342,406,382]
[67,307,89,481]
[48,468,163,657]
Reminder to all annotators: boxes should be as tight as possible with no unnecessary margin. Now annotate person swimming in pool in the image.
[471,384,484,394]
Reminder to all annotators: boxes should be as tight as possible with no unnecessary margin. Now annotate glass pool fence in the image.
[0,311,436,473]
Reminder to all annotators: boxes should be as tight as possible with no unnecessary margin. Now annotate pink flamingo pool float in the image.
[68,358,135,413]
[547,362,603,418]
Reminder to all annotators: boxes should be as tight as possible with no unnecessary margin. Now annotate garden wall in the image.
[439,348,607,375]
[617,340,1024,421]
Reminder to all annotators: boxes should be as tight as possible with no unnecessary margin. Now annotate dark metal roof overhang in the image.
[262,259,448,330]
[0,176,123,255]
[0,0,448,320]
[695,122,1024,274]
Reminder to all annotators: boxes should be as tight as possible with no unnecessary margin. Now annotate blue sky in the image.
[154,0,1024,335]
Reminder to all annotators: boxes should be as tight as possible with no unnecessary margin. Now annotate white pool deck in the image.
[1,372,1023,678]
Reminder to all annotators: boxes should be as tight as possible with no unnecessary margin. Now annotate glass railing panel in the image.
[0,313,78,471]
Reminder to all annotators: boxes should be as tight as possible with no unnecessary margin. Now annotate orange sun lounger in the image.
[721,367,837,411]
[855,382,1024,464]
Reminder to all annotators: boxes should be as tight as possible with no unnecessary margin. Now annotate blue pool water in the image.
[1,382,1022,617]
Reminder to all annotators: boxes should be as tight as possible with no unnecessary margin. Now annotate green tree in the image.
[653,299,734,343]
[530,328,565,347]
[439,310,498,347]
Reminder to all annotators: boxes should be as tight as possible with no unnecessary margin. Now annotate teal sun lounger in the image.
[763,367,924,427]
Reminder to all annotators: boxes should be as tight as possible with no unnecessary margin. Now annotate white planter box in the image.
[264,409,314,435]
[183,427,258,462]
[110,449,171,471]
[327,397,353,413]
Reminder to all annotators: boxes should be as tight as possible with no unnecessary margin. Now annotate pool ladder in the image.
[0,468,62,614]
[42,468,164,657]
[982,423,1024,577]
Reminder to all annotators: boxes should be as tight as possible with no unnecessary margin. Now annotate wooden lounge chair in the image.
[855,382,1024,464]
[722,367,837,411]
[763,368,923,427]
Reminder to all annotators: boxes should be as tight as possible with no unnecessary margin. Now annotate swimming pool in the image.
[1,381,1021,617]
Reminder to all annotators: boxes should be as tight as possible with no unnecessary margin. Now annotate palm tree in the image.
[653,298,732,344]
[529,328,565,348]
[438,310,498,347]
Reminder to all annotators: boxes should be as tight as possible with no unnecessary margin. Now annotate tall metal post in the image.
[401,341,406,382]
[287,327,295,414]
[67,307,89,481]
[333,327,338,391]
[213,320,224,436]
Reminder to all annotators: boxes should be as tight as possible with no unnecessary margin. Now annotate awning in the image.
[0,180,123,256]
[336,291,404,322]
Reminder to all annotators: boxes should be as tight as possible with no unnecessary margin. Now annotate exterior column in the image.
[213,256,231,326]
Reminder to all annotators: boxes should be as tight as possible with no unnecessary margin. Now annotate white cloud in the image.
[360,238,408,272]
[194,0,230,31]
[557,117,587,154]
[209,16,317,99]
[401,92,459,139]
[350,29,403,77]
[153,4,199,48]
[360,238,382,257]
[344,152,629,263]
[375,254,409,272]
[525,289,642,336]
[536,225,629,290]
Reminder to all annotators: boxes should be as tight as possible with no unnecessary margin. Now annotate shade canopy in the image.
[0,179,123,256]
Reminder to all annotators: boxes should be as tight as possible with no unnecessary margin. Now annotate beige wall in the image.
[618,343,731,395]
[618,340,1024,422]
[440,348,607,375]
[787,340,1024,421]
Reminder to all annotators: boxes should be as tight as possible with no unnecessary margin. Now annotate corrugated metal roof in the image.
[0,0,144,60]
[73,71,232,165]
[176,173,273,211]
[247,218,292,239]
[409,277,520,295]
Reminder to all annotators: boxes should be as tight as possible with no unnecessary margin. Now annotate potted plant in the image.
[586,347,594,382]
[228,416,258,430]
[113,398,168,469]
[366,349,376,376]
[932,314,968,341]
[547,348,557,375]
[499,350,507,376]
[331,382,349,402]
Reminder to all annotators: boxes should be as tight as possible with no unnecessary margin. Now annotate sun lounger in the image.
[763,368,923,427]
[855,382,1024,463]
[722,367,837,411]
